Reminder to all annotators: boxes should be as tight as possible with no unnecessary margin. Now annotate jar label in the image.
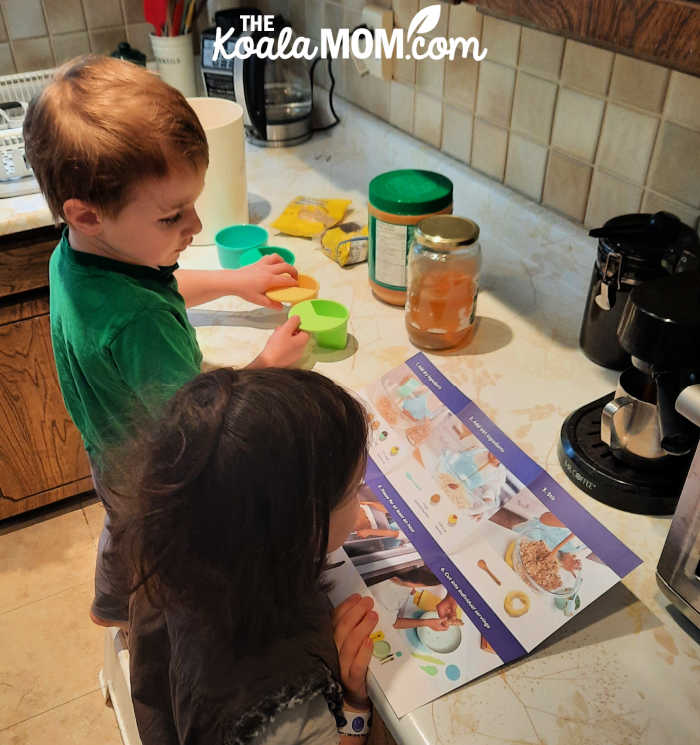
[370,218,415,290]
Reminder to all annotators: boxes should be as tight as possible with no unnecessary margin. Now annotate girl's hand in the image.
[332,594,378,708]
[231,255,299,309]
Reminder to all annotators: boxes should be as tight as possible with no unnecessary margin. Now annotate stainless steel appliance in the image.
[657,384,700,629]
[559,271,700,515]
[200,8,336,148]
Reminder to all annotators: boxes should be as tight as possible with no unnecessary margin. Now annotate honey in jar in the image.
[405,216,481,350]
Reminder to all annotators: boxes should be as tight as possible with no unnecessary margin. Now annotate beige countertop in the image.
[5,99,698,745]
[0,191,54,236]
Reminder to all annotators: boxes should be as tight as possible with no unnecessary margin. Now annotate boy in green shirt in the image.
[23,55,309,629]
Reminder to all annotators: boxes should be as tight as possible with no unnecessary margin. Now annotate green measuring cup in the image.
[290,299,349,350]
[238,246,295,267]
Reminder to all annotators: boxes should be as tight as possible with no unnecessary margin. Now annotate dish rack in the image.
[0,68,55,198]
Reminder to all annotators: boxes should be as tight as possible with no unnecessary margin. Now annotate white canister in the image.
[187,97,249,245]
[150,33,196,98]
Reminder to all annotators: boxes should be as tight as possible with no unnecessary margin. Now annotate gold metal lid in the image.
[414,215,480,250]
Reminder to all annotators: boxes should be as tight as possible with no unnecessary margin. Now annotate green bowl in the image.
[290,299,349,350]
[216,224,268,268]
[238,245,295,268]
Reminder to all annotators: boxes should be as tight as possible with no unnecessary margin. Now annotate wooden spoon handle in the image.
[477,559,502,586]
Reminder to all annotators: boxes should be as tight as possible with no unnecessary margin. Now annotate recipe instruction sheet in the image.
[325,353,642,718]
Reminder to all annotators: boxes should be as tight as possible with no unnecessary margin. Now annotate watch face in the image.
[202,37,236,71]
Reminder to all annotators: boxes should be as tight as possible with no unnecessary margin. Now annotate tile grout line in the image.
[500,22,522,188]
[0,579,93,617]
[0,686,104,733]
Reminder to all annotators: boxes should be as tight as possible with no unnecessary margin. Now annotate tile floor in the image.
[0,496,396,745]
[0,495,122,745]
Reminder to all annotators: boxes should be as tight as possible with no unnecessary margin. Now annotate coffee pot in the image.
[579,212,699,370]
[560,271,700,515]
[200,8,316,147]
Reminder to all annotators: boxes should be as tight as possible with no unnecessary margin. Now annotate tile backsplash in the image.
[2,0,698,232]
[262,0,700,232]
[0,0,153,73]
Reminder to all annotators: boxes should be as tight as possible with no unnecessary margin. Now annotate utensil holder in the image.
[150,33,196,97]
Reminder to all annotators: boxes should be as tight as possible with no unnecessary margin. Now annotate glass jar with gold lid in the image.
[405,215,481,350]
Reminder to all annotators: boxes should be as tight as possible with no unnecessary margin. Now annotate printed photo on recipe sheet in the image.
[325,354,642,718]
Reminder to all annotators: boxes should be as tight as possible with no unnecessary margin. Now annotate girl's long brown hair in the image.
[113,367,367,645]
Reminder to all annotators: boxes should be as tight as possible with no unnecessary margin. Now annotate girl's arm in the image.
[332,595,378,745]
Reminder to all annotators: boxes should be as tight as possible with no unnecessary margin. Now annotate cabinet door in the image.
[0,313,90,513]
[0,225,60,299]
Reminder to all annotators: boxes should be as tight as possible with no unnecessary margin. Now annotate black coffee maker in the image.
[579,212,699,369]
[560,259,700,515]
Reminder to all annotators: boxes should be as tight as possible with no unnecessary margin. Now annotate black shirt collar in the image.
[63,230,178,283]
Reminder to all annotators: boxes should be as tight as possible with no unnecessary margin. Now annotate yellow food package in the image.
[272,196,351,238]
[321,222,369,266]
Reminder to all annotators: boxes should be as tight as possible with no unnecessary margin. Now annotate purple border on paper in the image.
[405,353,472,415]
[365,457,526,664]
[401,354,642,578]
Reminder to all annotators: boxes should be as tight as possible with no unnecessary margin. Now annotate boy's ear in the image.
[63,199,102,235]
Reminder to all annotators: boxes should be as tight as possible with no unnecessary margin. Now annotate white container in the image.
[150,33,196,98]
[187,97,249,245]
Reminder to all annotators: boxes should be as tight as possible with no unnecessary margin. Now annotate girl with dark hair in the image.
[117,367,378,745]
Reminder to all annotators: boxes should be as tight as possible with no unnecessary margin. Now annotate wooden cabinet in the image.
[473,0,700,77]
[0,226,92,520]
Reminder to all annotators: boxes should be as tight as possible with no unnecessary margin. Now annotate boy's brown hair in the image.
[23,55,209,221]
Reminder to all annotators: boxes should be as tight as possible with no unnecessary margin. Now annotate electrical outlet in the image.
[360,4,394,81]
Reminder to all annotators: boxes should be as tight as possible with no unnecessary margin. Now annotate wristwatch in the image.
[336,705,372,737]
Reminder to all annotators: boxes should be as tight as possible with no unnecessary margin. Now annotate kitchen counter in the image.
[180,101,700,745]
[0,191,54,236]
[6,99,699,744]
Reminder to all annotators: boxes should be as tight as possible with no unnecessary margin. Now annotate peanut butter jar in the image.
[368,170,453,306]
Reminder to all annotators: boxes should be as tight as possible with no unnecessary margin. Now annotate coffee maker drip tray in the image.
[558,394,691,515]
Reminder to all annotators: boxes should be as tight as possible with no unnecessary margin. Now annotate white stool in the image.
[99,628,143,745]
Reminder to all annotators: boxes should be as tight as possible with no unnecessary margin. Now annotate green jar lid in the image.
[369,170,453,216]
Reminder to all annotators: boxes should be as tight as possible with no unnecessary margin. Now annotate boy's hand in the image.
[231,255,299,309]
[249,316,309,368]
[332,594,378,709]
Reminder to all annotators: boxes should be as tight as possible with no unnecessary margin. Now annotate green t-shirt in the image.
[49,231,202,458]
